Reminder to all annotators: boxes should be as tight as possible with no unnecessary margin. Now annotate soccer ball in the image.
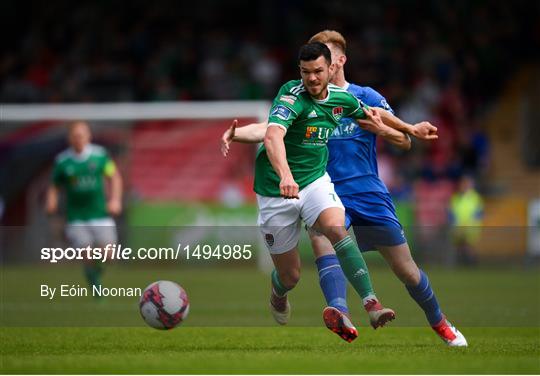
[139,280,190,330]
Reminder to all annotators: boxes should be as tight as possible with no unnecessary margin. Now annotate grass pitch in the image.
[2,327,539,374]
[1,264,539,374]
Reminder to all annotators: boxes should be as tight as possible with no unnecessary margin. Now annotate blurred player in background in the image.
[45,121,122,295]
[449,174,484,266]
[222,30,467,346]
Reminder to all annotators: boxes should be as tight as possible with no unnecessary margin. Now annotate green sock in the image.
[271,269,290,297]
[333,236,374,299]
[84,263,103,288]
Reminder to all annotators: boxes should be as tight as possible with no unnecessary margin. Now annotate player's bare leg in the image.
[268,247,301,325]
[313,207,395,329]
[377,243,420,285]
[378,243,467,346]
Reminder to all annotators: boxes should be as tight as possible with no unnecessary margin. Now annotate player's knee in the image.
[323,218,345,229]
[322,226,348,244]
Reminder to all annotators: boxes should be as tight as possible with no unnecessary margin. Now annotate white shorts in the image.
[257,173,344,254]
[65,217,118,248]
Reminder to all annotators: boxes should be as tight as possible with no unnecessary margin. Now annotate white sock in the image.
[362,294,378,306]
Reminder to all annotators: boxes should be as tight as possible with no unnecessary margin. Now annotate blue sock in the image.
[406,269,443,326]
[316,254,349,313]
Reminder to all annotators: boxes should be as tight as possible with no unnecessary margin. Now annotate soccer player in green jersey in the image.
[223,32,466,346]
[253,42,396,332]
[46,121,123,293]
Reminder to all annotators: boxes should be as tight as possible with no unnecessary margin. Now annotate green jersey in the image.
[52,144,116,222]
[254,79,369,197]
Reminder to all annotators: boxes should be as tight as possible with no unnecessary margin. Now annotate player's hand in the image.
[107,199,122,216]
[279,175,299,199]
[221,119,237,157]
[412,122,438,140]
[357,117,385,134]
[362,107,385,130]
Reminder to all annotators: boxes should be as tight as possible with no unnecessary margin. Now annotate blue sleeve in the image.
[362,87,394,114]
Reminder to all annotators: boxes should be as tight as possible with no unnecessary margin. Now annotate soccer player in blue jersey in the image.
[222,30,466,346]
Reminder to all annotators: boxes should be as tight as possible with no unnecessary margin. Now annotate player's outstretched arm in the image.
[106,170,123,216]
[373,108,438,140]
[221,119,267,157]
[264,126,299,199]
[381,129,411,150]
[358,118,412,150]
[45,185,59,215]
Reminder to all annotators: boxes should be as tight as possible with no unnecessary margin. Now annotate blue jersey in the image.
[326,83,393,195]
[326,83,407,251]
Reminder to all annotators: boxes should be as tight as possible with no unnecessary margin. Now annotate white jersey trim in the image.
[55,144,106,163]
[290,83,305,96]
[268,122,288,134]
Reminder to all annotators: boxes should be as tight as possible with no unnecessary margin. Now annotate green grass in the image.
[1,265,539,374]
[1,327,539,374]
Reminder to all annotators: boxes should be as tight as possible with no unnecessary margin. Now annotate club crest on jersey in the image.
[265,233,274,247]
[332,106,343,121]
[271,105,292,121]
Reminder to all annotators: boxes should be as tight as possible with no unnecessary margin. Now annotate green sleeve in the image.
[345,93,368,120]
[267,82,304,130]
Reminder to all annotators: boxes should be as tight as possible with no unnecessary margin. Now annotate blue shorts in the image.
[341,192,406,252]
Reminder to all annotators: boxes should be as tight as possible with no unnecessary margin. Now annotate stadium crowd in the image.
[2,0,537,191]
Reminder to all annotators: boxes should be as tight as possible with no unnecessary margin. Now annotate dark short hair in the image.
[298,42,332,65]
